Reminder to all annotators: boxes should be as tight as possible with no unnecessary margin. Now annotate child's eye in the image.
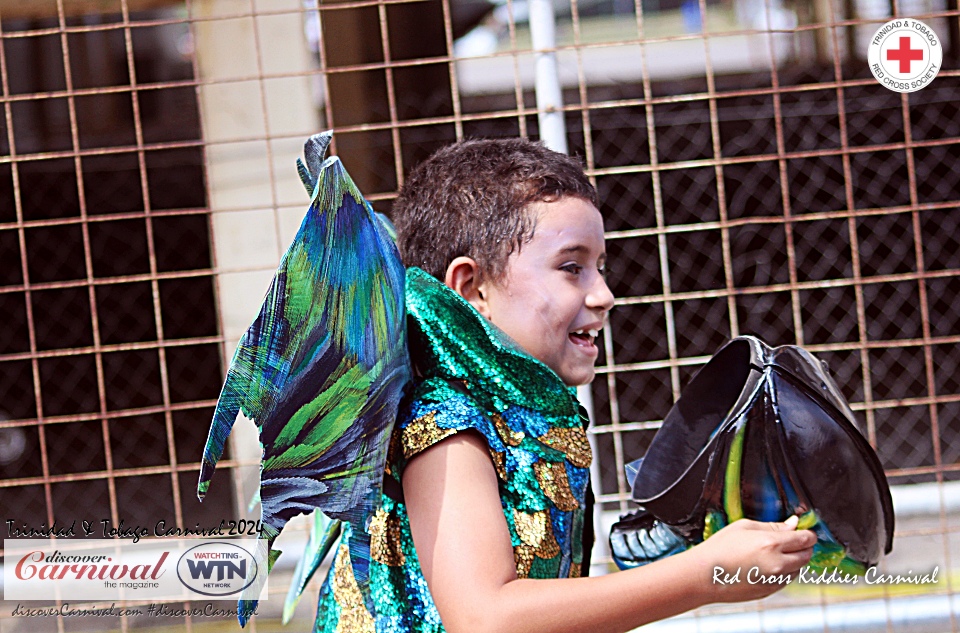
[600,261,614,278]
[561,263,583,275]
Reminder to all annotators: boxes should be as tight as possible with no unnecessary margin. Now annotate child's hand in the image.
[689,515,817,603]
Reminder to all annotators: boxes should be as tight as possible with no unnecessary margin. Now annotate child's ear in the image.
[444,256,491,319]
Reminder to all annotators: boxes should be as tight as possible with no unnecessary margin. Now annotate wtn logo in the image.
[176,542,259,597]
[185,558,247,581]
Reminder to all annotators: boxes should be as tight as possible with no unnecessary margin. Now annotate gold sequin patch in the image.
[513,509,560,559]
[331,544,376,633]
[533,461,579,511]
[514,544,535,578]
[384,424,403,476]
[402,411,456,458]
[489,450,507,481]
[491,412,525,446]
[569,562,582,578]
[369,507,405,566]
[540,427,592,468]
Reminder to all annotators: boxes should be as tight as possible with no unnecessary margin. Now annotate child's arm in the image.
[404,431,816,633]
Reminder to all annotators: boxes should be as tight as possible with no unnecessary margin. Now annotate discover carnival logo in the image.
[4,539,265,602]
[868,18,942,93]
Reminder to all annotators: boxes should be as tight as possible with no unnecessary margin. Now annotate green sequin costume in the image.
[314,267,593,633]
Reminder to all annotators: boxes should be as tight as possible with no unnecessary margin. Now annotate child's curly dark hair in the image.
[391,138,597,283]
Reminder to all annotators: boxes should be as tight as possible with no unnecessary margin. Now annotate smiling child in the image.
[313,138,815,633]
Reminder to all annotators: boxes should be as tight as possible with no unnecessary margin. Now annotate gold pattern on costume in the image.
[384,424,403,476]
[533,461,579,511]
[490,450,507,480]
[540,427,592,468]
[402,411,456,458]
[569,562,581,578]
[514,544,535,578]
[491,412,525,446]
[332,545,376,633]
[369,507,405,566]
[538,525,560,559]
[513,509,560,559]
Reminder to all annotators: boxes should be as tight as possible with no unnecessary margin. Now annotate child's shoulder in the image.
[395,377,502,460]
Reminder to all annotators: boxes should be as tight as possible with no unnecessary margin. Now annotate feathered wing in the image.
[197,132,409,623]
[282,510,342,624]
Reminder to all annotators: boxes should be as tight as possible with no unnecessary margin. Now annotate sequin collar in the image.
[404,267,579,418]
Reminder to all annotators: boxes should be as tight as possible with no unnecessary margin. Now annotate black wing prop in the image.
[611,336,894,573]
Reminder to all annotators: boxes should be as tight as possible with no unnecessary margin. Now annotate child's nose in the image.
[587,274,615,313]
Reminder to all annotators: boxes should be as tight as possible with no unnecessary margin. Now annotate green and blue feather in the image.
[198,131,409,624]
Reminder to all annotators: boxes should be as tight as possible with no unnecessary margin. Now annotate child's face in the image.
[480,196,614,386]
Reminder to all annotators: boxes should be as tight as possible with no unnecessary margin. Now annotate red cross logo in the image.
[887,36,924,73]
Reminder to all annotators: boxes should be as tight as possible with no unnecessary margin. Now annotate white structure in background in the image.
[452,0,800,94]
[735,0,797,31]
[194,0,322,517]
[853,0,949,56]
[451,0,950,94]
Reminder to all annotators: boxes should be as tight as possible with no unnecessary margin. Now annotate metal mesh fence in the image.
[0,5,233,630]
[0,0,958,630]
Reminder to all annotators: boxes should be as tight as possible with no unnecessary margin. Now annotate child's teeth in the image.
[588,329,597,337]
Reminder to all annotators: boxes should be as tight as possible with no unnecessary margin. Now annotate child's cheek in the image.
[530,290,560,331]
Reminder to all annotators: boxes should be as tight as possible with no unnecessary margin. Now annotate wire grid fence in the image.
[0,0,958,630]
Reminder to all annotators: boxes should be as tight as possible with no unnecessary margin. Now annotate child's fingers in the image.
[761,515,818,552]
[779,548,815,574]
[780,528,818,552]
[769,515,807,532]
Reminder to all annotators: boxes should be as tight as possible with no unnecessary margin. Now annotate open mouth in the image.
[569,328,598,347]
